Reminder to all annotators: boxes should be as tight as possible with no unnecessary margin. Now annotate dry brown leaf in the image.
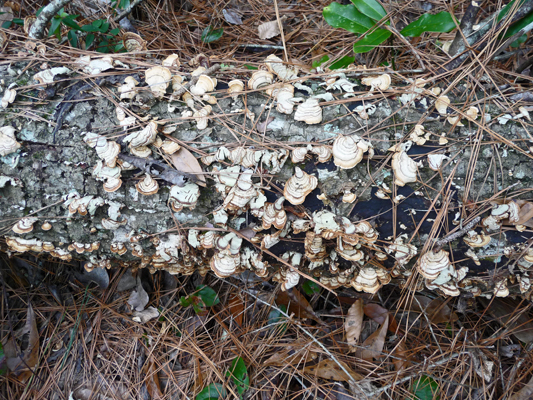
[170,147,206,186]
[510,374,533,400]
[346,299,363,351]
[228,293,244,327]
[391,338,412,372]
[258,20,281,40]
[302,359,364,382]
[142,356,164,399]
[263,340,318,367]
[516,201,533,227]
[276,288,323,324]
[364,303,388,325]
[405,295,458,324]
[479,298,533,343]
[356,315,389,361]
[4,303,39,382]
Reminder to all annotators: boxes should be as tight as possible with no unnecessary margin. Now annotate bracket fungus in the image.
[361,74,391,91]
[190,75,217,96]
[332,134,371,169]
[145,66,171,97]
[169,182,201,211]
[283,167,318,205]
[13,217,38,234]
[136,174,159,196]
[228,79,244,98]
[419,249,451,280]
[265,54,299,81]
[248,70,274,90]
[294,98,322,124]
[0,126,21,156]
[391,151,420,186]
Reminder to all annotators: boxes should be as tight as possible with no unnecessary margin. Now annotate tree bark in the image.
[1,61,532,297]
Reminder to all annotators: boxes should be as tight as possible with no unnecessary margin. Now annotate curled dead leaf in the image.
[170,147,206,187]
[356,315,388,361]
[302,359,364,382]
[346,299,363,351]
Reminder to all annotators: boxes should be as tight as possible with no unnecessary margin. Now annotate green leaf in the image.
[268,304,288,334]
[351,0,387,21]
[353,28,391,53]
[196,383,227,400]
[226,357,249,398]
[179,295,194,308]
[62,15,81,30]
[243,64,258,70]
[197,285,220,307]
[504,10,533,38]
[110,27,120,36]
[114,42,125,52]
[81,24,100,32]
[1,21,11,29]
[68,30,78,47]
[322,2,375,34]
[85,33,95,49]
[36,6,45,17]
[410,376,440,400]
[99,22,110,33]
[201,26,224,43]
[92,19,104,28]
[0,342,6,375]
[49,17,62,38]
[302,280,321,295]
[498,0,527,23]
[400,12,456,37]
[510,33,528,47]
[329,55,355,70]
[312,55,330,69]
[13,18,24,26]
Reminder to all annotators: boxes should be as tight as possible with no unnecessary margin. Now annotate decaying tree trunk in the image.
[1,56,533,298]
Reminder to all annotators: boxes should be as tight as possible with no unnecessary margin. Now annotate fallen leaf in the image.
[257,116,275,133]
[303,359,364,382]
[479,297,533,343]
[228,293,244,327]
[132,306,160,323]
[364,303,388,325]
[128,278,149,312]
[516,201,533,227]
[391,338,412,372]
[276,288,324,324]
[170,147,206,186]
[263,339,318,367]
[223,9,243,25]
[346,299,363,351]
[142,356,164,399]
[258,20,282,40]
[510,374,533,400]
[356,315,388,361]
[404,295,458,324]
[4,303,39,382]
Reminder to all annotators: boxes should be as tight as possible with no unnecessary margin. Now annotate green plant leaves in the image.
[400,12,456,37]
[329,55,355,70]
[302,280,321,295]
[323,2,375,34]
[353,28,391,53]
[410,376,440,400]
[351,0,386,21]
[202,26,224,43]
[226,357,249,398]
[504,9,533,38]
[196,383,227,400]
[312,55,330,69]
[180,285,220,314]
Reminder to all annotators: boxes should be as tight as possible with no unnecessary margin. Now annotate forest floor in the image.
[2,0,533,399]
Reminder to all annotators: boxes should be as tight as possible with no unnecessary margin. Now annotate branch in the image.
[449,1,481,57]
[118,153,195,186]
[28,0,73,39]
[114,0,146,23]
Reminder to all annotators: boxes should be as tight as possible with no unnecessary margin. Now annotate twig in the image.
[113,0,146,23]
[118,153,196,186]
[434,216,481,251]
[28,0,74,39]
[449,1,481,57]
